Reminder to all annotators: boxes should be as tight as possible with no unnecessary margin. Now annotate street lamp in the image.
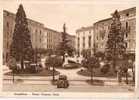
[51,54,56,81]
[12,69,15,83]
[35,30,38,67]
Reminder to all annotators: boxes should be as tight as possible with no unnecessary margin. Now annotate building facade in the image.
[43,27,62,50]
[75,7,136,57]
[94,18,112,53]
[3,10,44,64]
[75,26,94,56]
[119,7,136,54]
[94,7,136,54]
[3,10,76,64]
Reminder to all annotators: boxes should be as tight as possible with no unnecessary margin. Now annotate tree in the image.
[81,49,91,59]
[106,10,126,73]
[7,57,17,83]
[82,56,100,83]
[95,51,105,60]
[57,23,73,62]
[10,4,33,69]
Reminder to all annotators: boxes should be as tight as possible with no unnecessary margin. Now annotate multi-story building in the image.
[3,10,44,64]
[75,7,136,57]
[43,27,62,50]
[94,7,136,54]
[75,26,94,56]
[119,7,136,54]
[3,10,76,64]
[94,18,112,53]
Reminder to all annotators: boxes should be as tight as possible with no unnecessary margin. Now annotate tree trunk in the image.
[12,70,14,83]
[52,65,55,81]
[109,62,115,76]
[63,54,65,63]
[132,66,135,82]
[21,56,24,70]
[91,68,93,83]
[125,72,128,84]
[117,71,122,83]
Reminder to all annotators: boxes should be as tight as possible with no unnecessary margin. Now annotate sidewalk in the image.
[3,65,134,86]
[3,75,134,87]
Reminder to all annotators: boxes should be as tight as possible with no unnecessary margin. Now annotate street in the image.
[3,67,134,92]
[3,81,134,92]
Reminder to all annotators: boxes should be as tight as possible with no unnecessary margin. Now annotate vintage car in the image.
[57,75,69,88]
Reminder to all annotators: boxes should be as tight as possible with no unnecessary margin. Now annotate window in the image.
[77,37,80,48]
[89,30,91,34]
[125,42,128,48]
[88,36,91,48]
[126,13,129,17]
[125,32,128,38]
[7,32,9,37]
[100,30,105,40]
[83,37,85,48]
[35,29,38,33]
[96,35,99,40]
[7,22,9,28]
[126,22,128,29]
[7,42,8,49]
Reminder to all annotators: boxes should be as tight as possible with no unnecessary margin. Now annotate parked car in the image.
[57,75,69,88]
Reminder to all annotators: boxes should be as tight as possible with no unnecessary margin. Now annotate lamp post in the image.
[35,30,38,67]
[12,70,15,83]
[51,54,56,81]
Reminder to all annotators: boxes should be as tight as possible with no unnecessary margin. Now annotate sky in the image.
[1,0,136,35]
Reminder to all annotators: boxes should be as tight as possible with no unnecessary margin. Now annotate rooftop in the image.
[94,17,112,25]
[118,7,136,14]
[3,10,44,26]
[44,27,61,34]
[76,26,94,33]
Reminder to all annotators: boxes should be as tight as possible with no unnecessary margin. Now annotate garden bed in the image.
[77,68,131,78]
[56,63,82,69]
[77,68,117,78]
[5,69,60,76]
[86,79,104,86]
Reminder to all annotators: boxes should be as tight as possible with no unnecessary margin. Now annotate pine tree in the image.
[57,23,70,62]
[10,4,33,69]
[106,10,126,71]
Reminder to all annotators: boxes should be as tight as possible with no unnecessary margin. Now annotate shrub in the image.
[7,57,16,70]
[45,56,63,69]
[95,51,105,60]
[68,59,76,63]
[7,57,20,73]
[101,64,110,74]
[82,56,100,70]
